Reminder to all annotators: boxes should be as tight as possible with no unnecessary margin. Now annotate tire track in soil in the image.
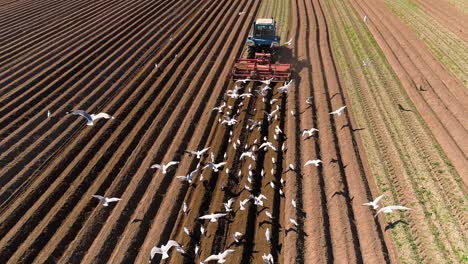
[350,0,468,183]
[0,0,196,212]
[0,0,213,260]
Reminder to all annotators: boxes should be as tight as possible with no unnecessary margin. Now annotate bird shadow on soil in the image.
[257,207,270,215]
[385,219,409,231]
[285,228,309,237]
[341,123,365,132]
[259,220,274,227]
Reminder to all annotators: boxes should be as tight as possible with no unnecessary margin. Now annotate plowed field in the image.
[0,0,466,263]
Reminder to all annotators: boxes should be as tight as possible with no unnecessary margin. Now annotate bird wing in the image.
[200,147,210,154]
[176,176,187,181]
[150,246,162,259]
[92,195,105,200]
[374,207,385,217]
[164,240,181,251]
[258,194,267,200]
[150,164,162,169]
[373,194,385,204]
[91,112,113,120]
[70,110,93,125]
[304,160,313,167]
[385,205,411,211]
[106,197,121,203]
[203,254,220,262]
[166,161,179,168]
[212,213,227,218]
[198,214,213,219]
[184,150,196,155]
[220,249,235,258]
[339,106,347,112]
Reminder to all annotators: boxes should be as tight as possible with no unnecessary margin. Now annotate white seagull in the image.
[68,110,114,126]
[265,228,271,243]
[265,210,274,219]
[92,195,121,206]
[233,232,243,243]
[201,249,235,264]
[185,147,210,159]
[291,199,297,208]
[199,213,228,222]
[251,194,268,206]
[259,141,277,152]
[263,253,274,264]
[302,128,319,138]
[362,194,385,210]
[277,80,293,93]
[221,117,238,126]
[204,161,227,172]
[304,159,322,167]
[284,38,293,46]
[150,161,180,174]
[240,151,256,161]
[235,78,250,83]
[224,198,236,212]
[150,240,182,260]
[260,77,274,85]
[47,110,51,118]
[330,106,347,116]
[290,218,299,227]
[375,205,411,218]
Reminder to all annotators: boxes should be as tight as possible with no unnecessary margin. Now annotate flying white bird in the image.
[251,194,268,206]
[92,195,121,206]
[233,232,243,243]
[302,128,319,138]
[240,93,253,99]
[265,228,271,243]
[204,162,227,172]
[185,147,210,159]
[304,159,322,167]
[221,117,238,126]
[150,240,182,260]
[224,198,236,212]
[199,213,228,222]
[375,205,411,218]
[235,78,250,83]
[240,151,256,161]
[259,142,277,152]
[277,80,293,93]
[263,253,274,264]
[68,110,114,126]
[362,194,385,210]
[201,249,235,264]
[284,38,293,46]
[260,77,274,85]
[150,161,180,174]
[240,198,250,210]
[290,218,299,227]
[330,106,347,116]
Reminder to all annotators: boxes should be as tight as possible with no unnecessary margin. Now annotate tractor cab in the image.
[246,18,281,60]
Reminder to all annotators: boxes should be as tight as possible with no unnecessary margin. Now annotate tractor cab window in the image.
[254,25,275,37]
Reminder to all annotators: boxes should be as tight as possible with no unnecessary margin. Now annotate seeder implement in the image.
[231,53,291,82]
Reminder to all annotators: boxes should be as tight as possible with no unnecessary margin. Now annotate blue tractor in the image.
[246,18,280,61]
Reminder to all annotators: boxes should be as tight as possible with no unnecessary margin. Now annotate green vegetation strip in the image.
[322,0,467,263]
[384,0,468,87]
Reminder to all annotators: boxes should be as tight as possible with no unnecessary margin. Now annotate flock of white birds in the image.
[55,58,409,263]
